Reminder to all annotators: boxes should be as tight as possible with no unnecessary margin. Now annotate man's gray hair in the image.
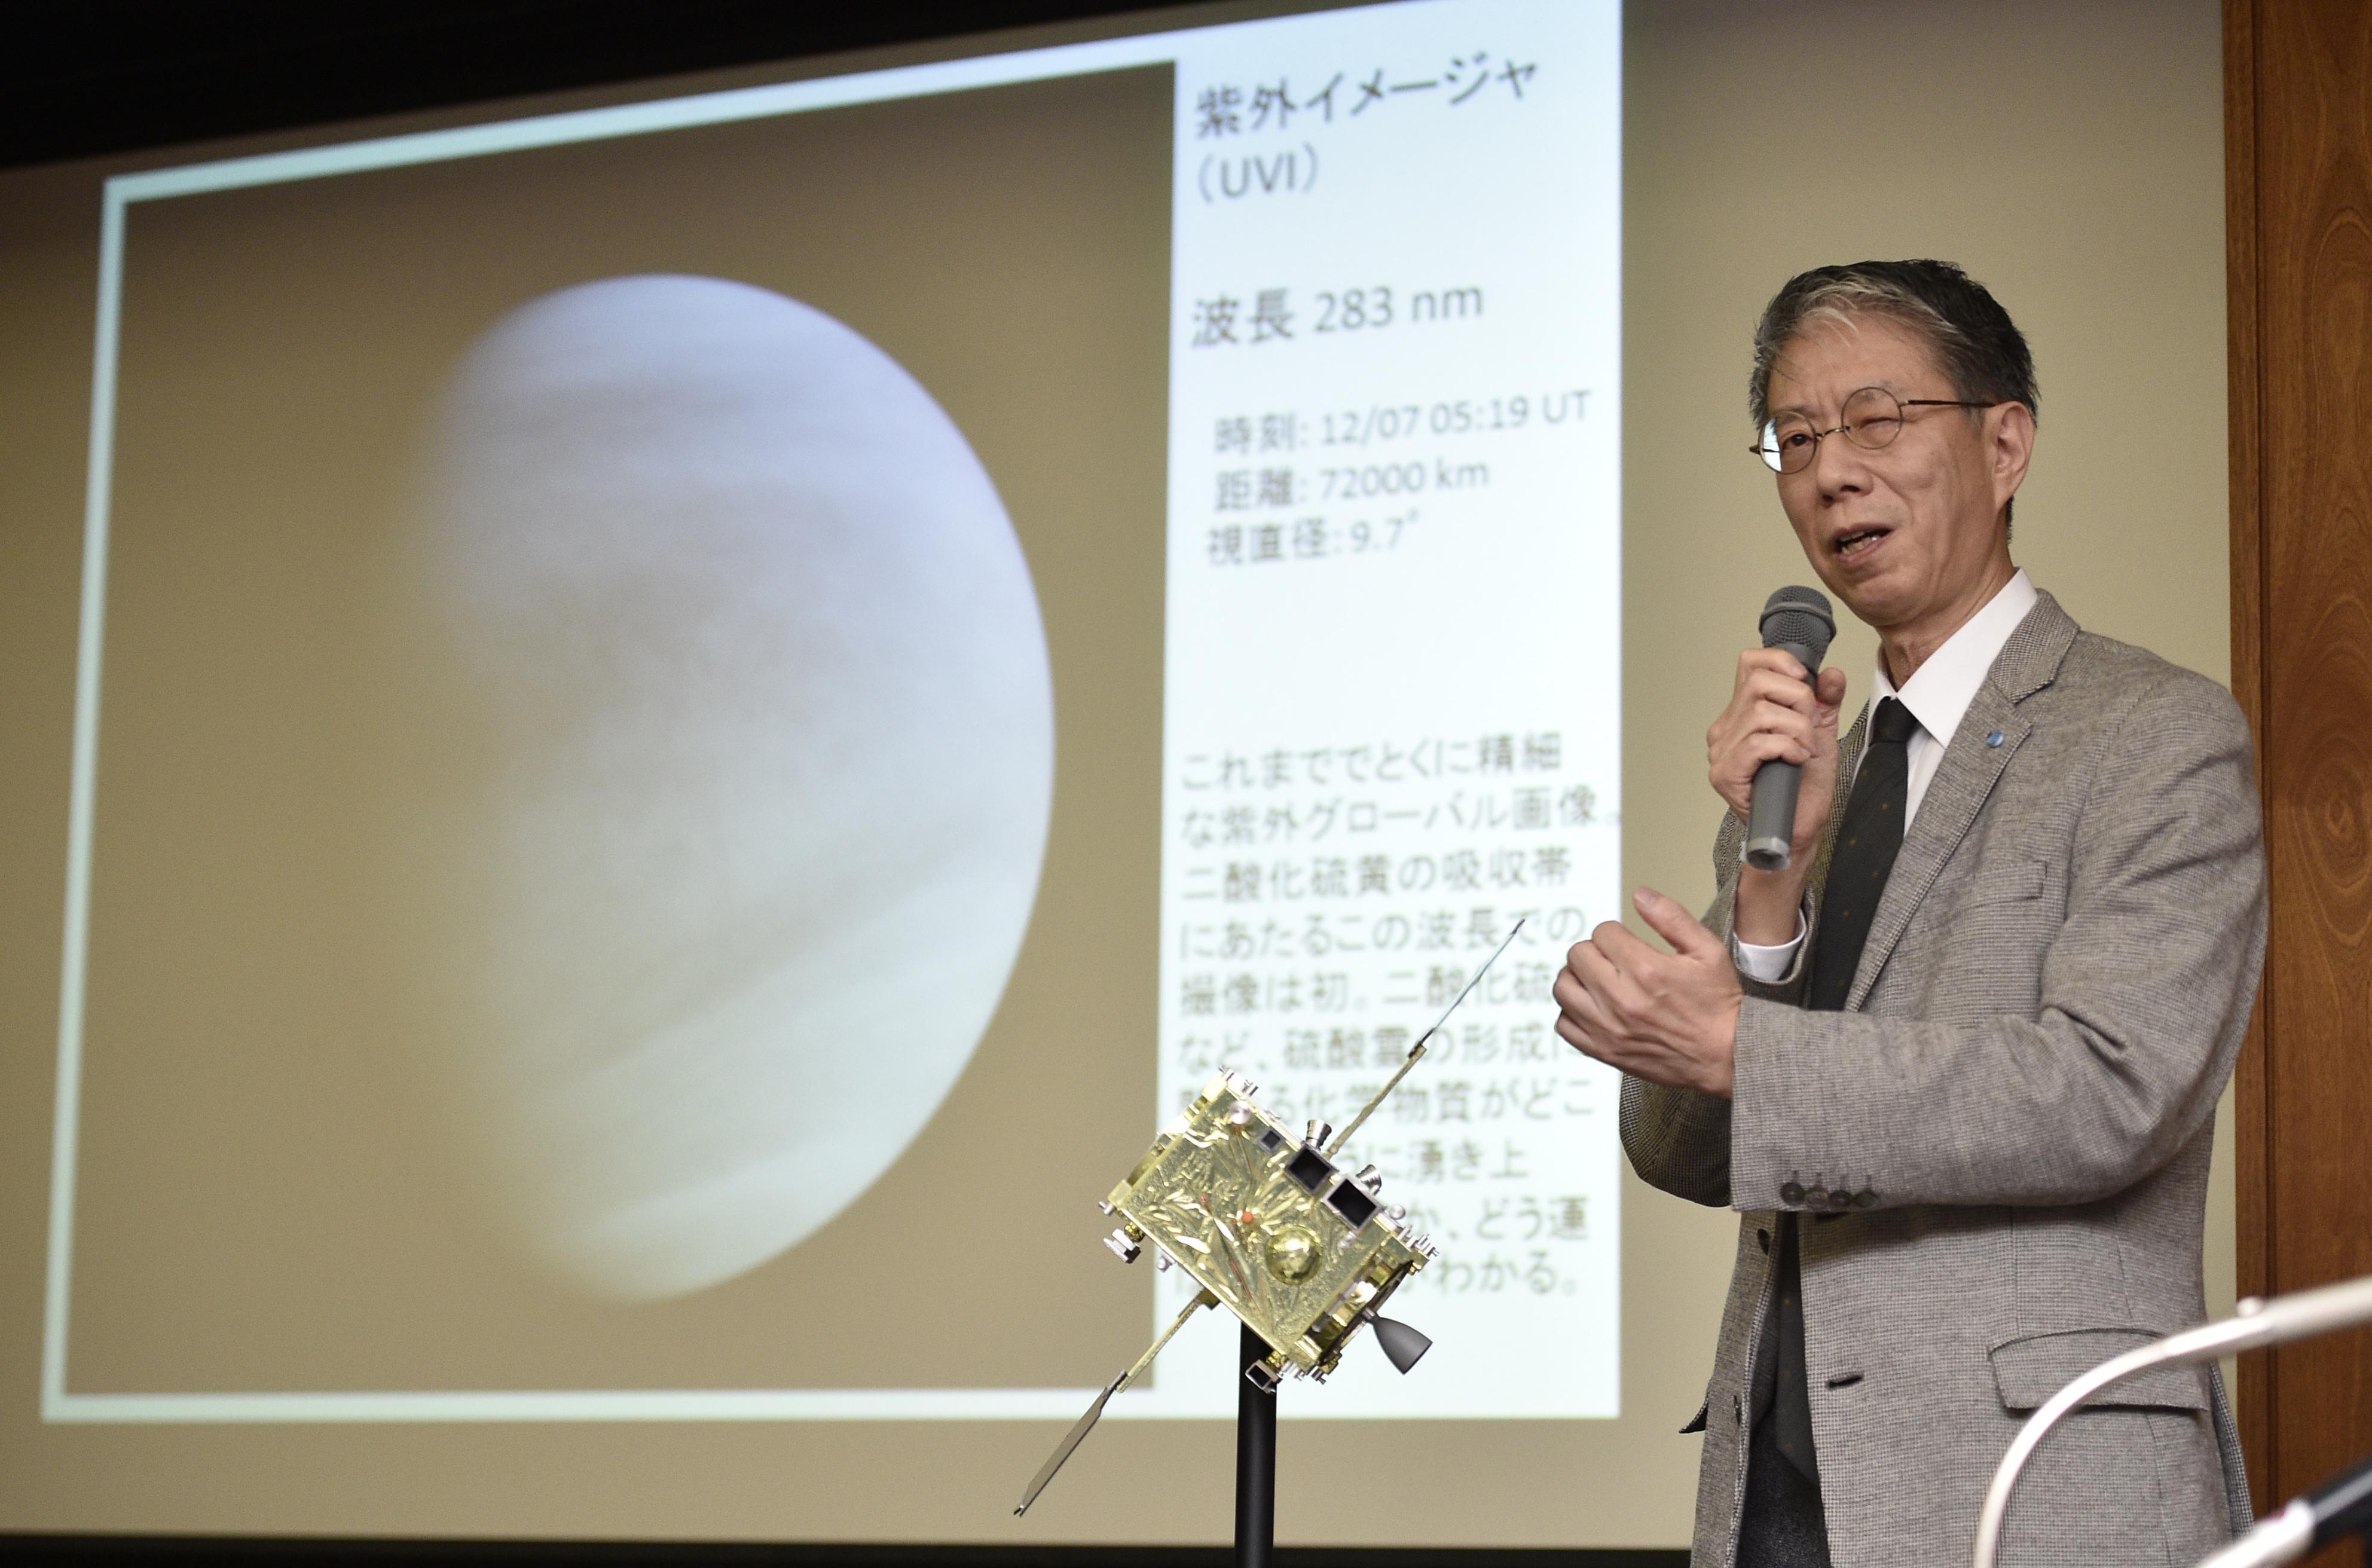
[1748,259,2038,431]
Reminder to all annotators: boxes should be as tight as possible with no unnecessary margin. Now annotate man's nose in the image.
[1811,426,1872,496]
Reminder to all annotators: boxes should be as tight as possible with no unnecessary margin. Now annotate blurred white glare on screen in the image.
[420,274,1053,1300]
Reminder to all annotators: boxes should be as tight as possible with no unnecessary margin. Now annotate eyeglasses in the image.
[1753,386,1995,474]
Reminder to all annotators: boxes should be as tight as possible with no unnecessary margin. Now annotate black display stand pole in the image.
[1233,1324,1277,1568]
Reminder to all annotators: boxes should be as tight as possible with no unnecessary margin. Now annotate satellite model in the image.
[1016,922,1525,1515]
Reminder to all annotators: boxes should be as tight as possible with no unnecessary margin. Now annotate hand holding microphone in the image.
[1705,587,1845,936]
[1554,586,1839,1092]
[1743,587,1838,870]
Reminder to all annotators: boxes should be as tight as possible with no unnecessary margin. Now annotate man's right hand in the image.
[1705,649,1847,945]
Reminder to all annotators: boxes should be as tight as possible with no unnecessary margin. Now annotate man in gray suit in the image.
[1552,260,2264,1567]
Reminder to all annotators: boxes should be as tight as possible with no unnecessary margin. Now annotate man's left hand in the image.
[1553,887,1742,1099]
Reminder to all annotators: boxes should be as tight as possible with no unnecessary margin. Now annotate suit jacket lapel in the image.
[1843,591,2082,1011]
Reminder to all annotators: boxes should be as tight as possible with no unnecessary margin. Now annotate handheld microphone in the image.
[2193,1452,2372,1568]
[1743,585,1836,872]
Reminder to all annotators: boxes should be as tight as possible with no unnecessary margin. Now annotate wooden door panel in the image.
[2232,1,2372,1558]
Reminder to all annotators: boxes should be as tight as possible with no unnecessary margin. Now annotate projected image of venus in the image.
[417,275,1053,1301]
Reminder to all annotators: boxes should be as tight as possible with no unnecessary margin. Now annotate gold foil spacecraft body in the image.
[1102,1071,1434,1387]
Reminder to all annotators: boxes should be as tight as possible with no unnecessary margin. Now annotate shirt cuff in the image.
[1734,912,1807,983]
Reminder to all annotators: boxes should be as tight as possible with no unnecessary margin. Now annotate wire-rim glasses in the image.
[1753,386,1995,474]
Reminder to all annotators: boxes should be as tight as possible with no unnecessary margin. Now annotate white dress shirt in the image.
[1735,569,2039,980]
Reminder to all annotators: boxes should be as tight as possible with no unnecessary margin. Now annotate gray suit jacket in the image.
[1622,591,2266,1568]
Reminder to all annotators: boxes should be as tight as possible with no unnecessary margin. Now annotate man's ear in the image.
[1990,401,2036,516]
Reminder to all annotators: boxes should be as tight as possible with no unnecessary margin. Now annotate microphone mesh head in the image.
[1760,585,1836,666]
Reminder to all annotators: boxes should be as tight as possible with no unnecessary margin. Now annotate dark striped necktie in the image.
[1808,696,1917,1011]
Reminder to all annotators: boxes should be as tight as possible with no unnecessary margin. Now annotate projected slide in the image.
[45,0,1618,1426]
[1145,13,1621,1418]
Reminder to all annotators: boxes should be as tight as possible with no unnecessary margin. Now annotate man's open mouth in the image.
[1833,526,1891,560]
